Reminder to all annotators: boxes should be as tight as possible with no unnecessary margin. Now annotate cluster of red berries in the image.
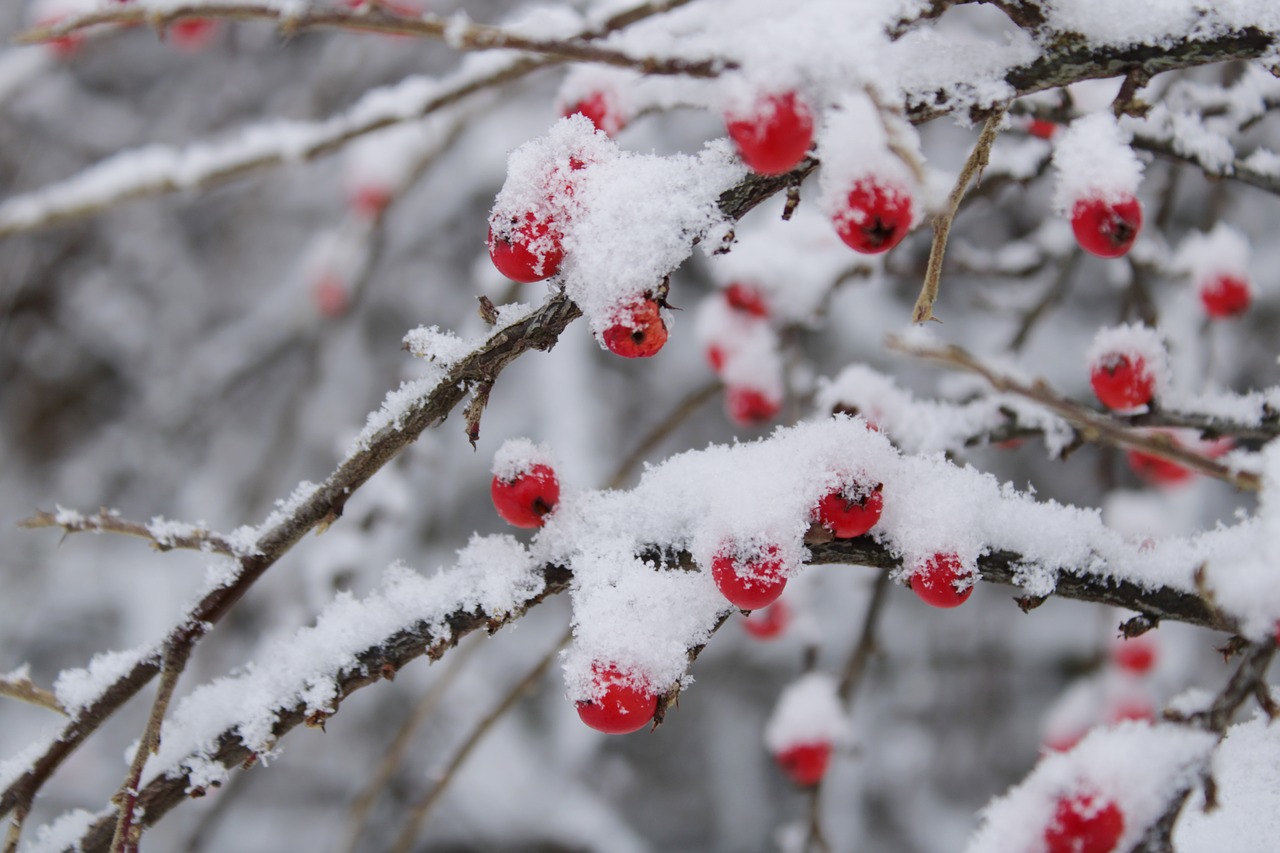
[704,283,783,427]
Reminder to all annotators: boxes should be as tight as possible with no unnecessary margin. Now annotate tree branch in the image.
[19,509,245,559]
[0,673,65,716]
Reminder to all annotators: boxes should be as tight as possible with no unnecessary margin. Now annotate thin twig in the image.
[888,337,1263,491]
[2,804,27,853]
[836,570,893,704]
[912,109,1005,324]
[1008,249,1080,352]
[0,674,66,716]
[19,509,244,558]
[389,630,570,853]
[607,379,722,489]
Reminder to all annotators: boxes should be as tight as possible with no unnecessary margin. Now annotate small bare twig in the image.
[836,570,893,704]
[0,673,66,716]
[19,509,244,558]
[1008,249,1081,352]
[912,109,1005,324]
[607,380,722,489]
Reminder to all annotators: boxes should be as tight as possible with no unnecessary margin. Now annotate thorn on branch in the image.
[477,295,499,326]
[782,182,801,221]
[463,380,494,449]
[1015,593,1048,613]
[1119,614,1158,638]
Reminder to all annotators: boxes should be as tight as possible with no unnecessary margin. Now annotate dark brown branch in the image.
[607,379,722,489]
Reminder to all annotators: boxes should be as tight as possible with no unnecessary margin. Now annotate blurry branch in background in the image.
[607,379,722,489]
[19,509,245,558]
[0,672,65,716]
[888,336,1264,492]
[18,2,728,78]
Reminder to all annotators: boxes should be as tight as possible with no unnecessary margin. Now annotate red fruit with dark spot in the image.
[741,600,790,640]
[1044,793,1125,853]
[833,180,914,254]
[774,741,832,787]
[564,91,624,136]
[726,387,781,427]
[1071,196,1142,258]
[909,553,974,609]
[488,213,564,283]
[575,663,658,735]
[1090,352,1154,411]
[490,463,560,528]
[712,545,788,610]
[1199,273,1251,318]
[602,298,668,358]
[724,282,769,317]
[726,91,814,176]
[1112,637,1157,675]
[815,483,883,538]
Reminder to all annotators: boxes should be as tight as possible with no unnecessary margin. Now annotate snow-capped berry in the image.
[909,553,974,609]
[712,545,788,610]
[487,213,564,283]
[832,180,914,254]
[726,386,781,427]
[741,600,790,641]
[602,298,668,358]
[563,91,625,137]
[1199,273,1251,318]
[1089,352,1154,411]
[724,282,769,317]
[815,483,883,539]
[726,91,814,176]
[774,741,831,787]
[1044,793,1125,853]
[1112,637,1157,675]
[490,463,560,528]
[575,663,658,735]
[1070,196,1142,258]
[1126,448,1192,487]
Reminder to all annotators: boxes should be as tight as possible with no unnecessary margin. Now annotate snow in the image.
[1175,713,1280,853]
[763,672,846,752]
[816,93,924,230]
[1052,112,1145,213]
[1173,223,1252,287]
[492,437,557,481]
[53,644,157,720]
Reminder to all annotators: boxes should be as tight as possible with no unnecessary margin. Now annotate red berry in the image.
[170,18,217,51]
[1112,637,1157,675]
[1089,353,1154,411]
[774,741,831,787]
[724,282,769,317]
[564,91,624,136]
[349,185,393,220]
[1199,273,1251,318]
[313,275,349,320]
[726,387,781,426]
[815,484,883,538]
[1070,196,1142,258]
[490,463,560,528]
[1126,448,1192,487]
[1044,793,1125,853]
[741,600,790,640]
[575,663,658,735]
[833,180,914,254]
[706,344,726,373]
[726,91,814,176]
[1028,118,1058,140]
[909,553,974,609]
[487,214,564,283]
[602,298,668,358]
[711,545,788,610]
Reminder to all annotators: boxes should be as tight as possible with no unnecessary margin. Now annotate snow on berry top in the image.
[763,672,846,752]
[1173,223,1252,285]
[1085,323,1170,397]
[492,437,557,482]
[965,722,1217,853]
[816,93,924,224]
[1052,112,1144,213]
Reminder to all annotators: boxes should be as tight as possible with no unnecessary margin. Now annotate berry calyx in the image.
[487,213,564,283]
[575,663,658,735]
[774,741,831,787]
[490,463,560,528]
[726,387,781,427]
[1070,196,1142,258]
[726,91,814,176]
[741,600,790,641]
[1199,273,1251,318]
[909,553,974,609]
[724,282,769,317]
[563,91,624,137]
[1089,352,1154,411]
[833,180,914,254]
[602,298,668,358]
[1044,793,1125,853]
[712,545,788,610]
[815,483,883,539]
[1111,637,1157,675]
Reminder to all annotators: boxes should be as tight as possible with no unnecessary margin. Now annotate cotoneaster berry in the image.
[313,275,350,320]
[602,298,668,358]
[706,344,726,373]
[1126,448,1192,487]
[575,663,658,735]
[1112,637,1157,675]
[1044,793,1125,853]
[1028,118,1058,140]
[490,463,560,528]
[563,91,624,137]
[833,180,914,254]
[712,545,788,610]
[487,213,564,283]
[726,90,814,176]
[726,387,781,427]
[774,741,831,787]
[1089,352,1154,411]
[349,185,393,220]
[724,282,769,317]
[1070,195,1142,258]
[741,600,790,641]
[1199,273,1251,318]
[170,18,217,51]
[814,483,883,539]
[909,553,974,609]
